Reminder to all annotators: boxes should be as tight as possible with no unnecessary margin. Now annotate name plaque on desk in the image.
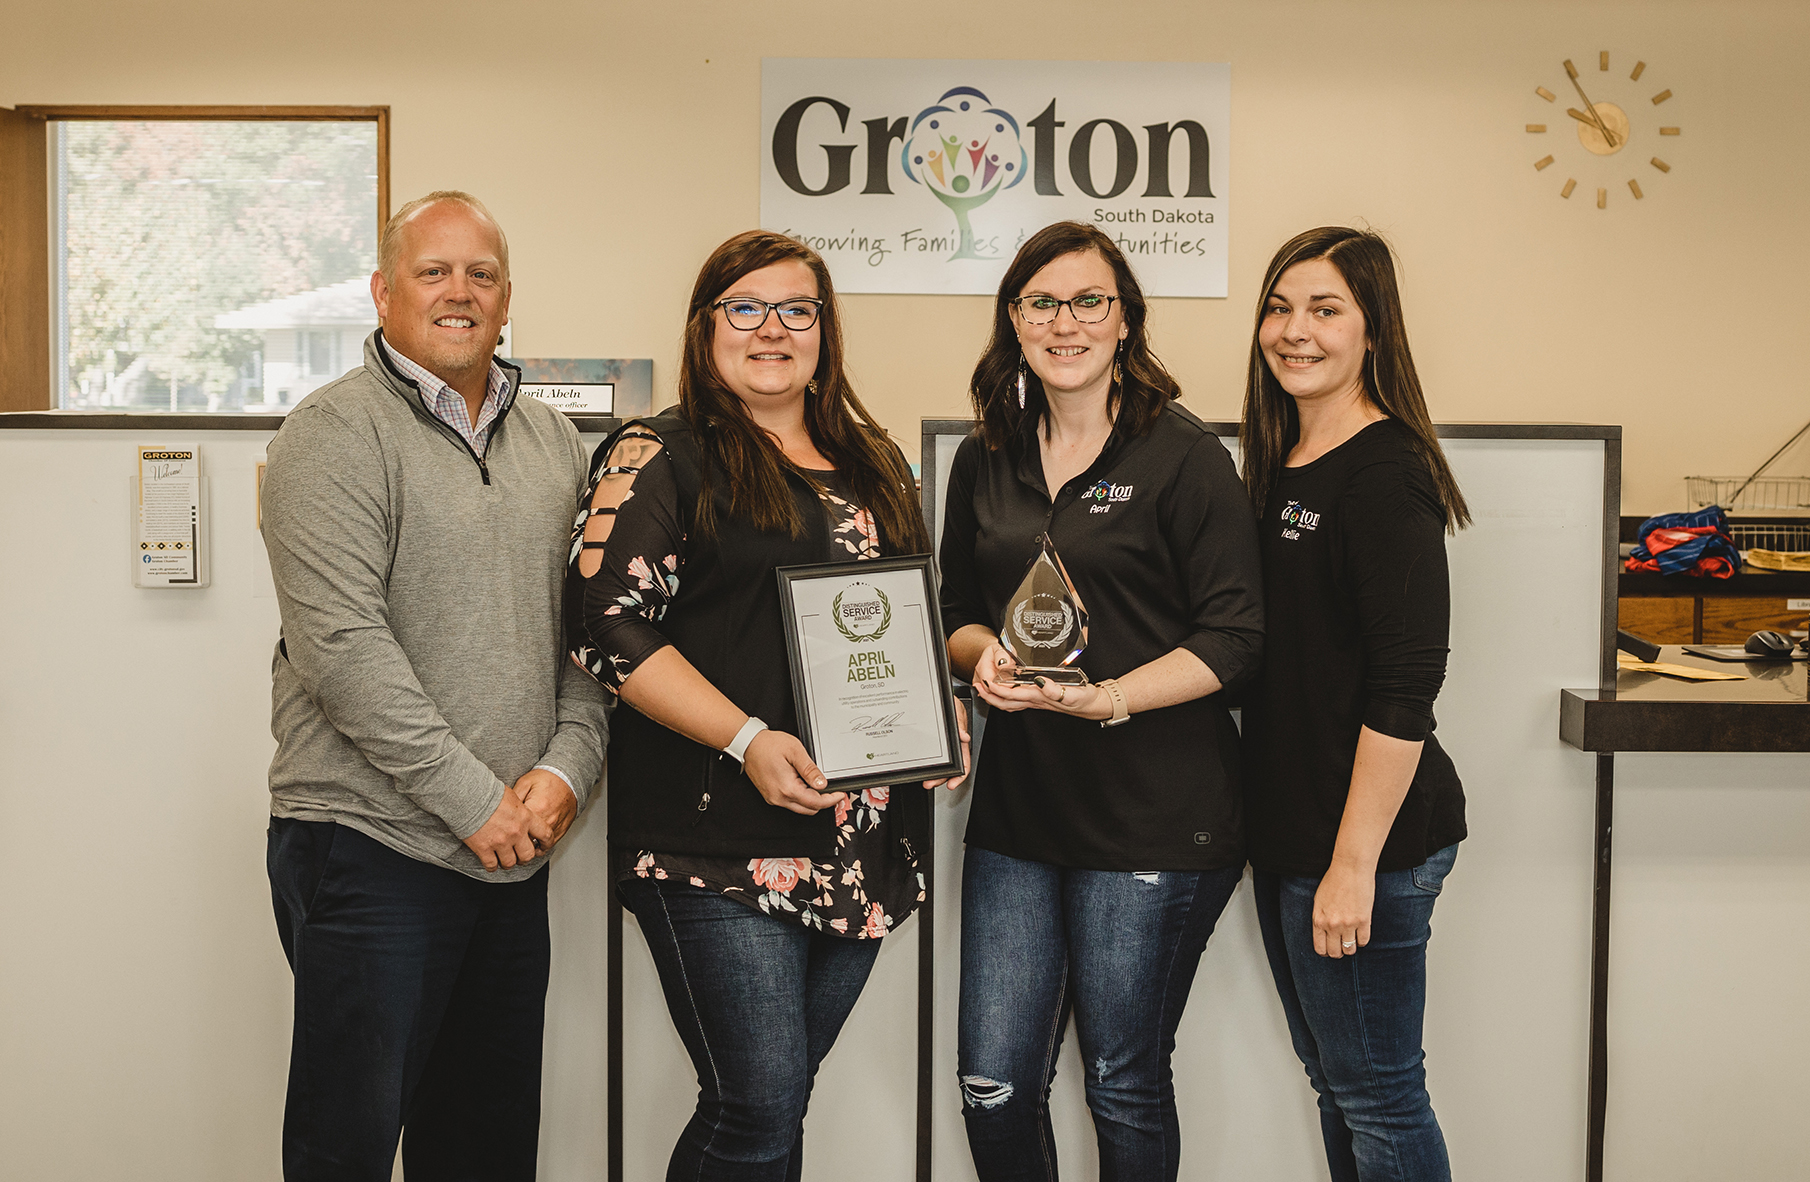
[776,556,965,793]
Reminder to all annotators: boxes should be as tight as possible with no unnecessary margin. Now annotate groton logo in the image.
[771,87,1215,262]
[900,88,1026,260]
[1280,501,1321,529]
[1279,500,1321,541]
[1084,480,1134,514]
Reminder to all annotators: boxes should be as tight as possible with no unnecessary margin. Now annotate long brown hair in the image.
[970,221,1181,449]
[677,231,929,552]
[1239,226,1470,531]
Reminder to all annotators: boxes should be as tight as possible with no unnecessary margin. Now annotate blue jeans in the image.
[1253,844,1459,1182]
[267,818,551,1182]
[957,846,1243,1182]
[618,873,882,1182]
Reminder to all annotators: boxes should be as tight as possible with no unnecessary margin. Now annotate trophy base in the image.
[1007,666,1091,687]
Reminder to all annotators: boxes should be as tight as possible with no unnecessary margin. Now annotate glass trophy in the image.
[1000,535,1090,685]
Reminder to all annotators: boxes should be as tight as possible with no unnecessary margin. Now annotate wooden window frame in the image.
[0,104,389,412]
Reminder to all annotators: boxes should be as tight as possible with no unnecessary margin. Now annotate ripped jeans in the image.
[956,846,1243,1181]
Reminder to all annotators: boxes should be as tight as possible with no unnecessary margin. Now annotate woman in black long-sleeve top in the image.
[940,221,1263,1181]
[1239,226,1470,1182]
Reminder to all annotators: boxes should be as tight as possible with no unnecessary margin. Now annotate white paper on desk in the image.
[134,443,207,588]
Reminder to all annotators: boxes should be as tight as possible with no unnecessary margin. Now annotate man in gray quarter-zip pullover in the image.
[260,191,609,1182]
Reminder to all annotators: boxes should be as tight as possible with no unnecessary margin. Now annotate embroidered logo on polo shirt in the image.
[1279,500,1321,541]
[1084,480,1134,514]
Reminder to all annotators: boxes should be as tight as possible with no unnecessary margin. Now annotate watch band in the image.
[1098,678,1130,727]
[724,716,768,763]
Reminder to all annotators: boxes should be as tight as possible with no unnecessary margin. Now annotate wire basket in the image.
[1729,522,1810,552]
[1684,476,1810,512]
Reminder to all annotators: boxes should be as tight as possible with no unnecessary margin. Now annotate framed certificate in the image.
[775,555,966,793]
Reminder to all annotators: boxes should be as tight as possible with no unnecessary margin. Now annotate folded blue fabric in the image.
[1629,506,1743,576]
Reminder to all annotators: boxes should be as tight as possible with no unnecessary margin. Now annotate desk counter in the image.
[1561,648,1810,753]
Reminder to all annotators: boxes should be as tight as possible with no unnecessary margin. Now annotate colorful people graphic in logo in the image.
[900,87,1027,260]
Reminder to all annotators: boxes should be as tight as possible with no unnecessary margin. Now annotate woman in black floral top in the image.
[566,230,965,1180]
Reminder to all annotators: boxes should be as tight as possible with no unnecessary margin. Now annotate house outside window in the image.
[15,107,389,413]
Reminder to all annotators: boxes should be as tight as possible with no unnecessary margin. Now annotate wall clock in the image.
[1527,52,1681,208]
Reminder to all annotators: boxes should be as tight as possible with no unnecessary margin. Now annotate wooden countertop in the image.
[1561,647,1810,752]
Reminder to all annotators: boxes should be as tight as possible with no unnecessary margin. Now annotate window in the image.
[0,106,388,413]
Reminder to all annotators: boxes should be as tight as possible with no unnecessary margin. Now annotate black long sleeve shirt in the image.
[1241,418,1467,875]
[939,403,1264,870]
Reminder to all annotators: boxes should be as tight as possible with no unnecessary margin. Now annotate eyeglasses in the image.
[712,297,824,332]
[1011,293,1119,325]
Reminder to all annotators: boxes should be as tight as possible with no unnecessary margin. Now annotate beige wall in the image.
[5,0,1808,511]
[2,10,1807,1181]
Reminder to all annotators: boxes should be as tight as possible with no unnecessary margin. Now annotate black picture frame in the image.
[774,554,966,793]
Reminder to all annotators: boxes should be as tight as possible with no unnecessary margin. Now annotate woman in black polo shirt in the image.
[1239,226,1469,1182]
[940,221,1264,1181]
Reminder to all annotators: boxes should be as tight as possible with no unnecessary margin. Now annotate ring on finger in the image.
[1341,939,1356,950]
[1058,685,1068,702]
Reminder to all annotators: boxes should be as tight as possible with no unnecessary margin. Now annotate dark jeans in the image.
[267,817,551,1182]
[1253,843,1459,1182]
[956,846,1243,1182]
[618,873,882,1182]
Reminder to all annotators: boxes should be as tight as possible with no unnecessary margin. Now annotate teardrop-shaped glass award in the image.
[1000,534,1090,685]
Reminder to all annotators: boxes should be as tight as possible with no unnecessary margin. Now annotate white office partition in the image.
[0,422,920,1182]
[920,421,1613,1182]
[0,417,1616,1181]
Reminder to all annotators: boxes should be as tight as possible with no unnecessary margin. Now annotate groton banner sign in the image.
[760,59,1231,297]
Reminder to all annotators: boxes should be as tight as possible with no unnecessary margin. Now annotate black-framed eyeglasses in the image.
[1011,293,1118,325]
[712,297,824,332]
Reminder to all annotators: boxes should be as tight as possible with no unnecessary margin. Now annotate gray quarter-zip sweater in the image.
[263,332,609,881]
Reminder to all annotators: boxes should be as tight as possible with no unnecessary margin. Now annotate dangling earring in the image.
[806,378,819,398]
[1016,351,1028,409]
[1112,340,1123,387]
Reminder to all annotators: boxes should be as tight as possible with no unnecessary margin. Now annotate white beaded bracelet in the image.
[724,717,769,764]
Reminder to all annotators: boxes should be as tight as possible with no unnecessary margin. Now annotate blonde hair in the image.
[378,190,510,284]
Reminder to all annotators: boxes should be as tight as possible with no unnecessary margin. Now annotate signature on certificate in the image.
[848,712,904,734]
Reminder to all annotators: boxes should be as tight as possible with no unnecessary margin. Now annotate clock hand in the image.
[1563,60,1620,147]
[1567,88,1619,147]
[1566,107,1621,140]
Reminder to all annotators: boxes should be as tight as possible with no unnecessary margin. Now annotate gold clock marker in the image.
[1562,178,1577,198]
[1537,86,1557,102]
[1629,179,1644,199]
[1651,157,1671,172]
[1660,127,1680,135]
[1599,51,1609,70]
[1652,89,1673,104]
[1597,188,1607,209]
[1535,155,1555,170]
[1630,61,1647,81]
[1528,124,1547,132]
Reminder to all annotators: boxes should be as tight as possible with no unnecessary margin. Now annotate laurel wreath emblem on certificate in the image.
[832,584,892,643]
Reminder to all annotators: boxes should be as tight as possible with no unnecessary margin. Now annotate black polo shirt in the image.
[939,402,1263,870]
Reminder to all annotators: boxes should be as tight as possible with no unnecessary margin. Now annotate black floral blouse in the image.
[568,428,922,939]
